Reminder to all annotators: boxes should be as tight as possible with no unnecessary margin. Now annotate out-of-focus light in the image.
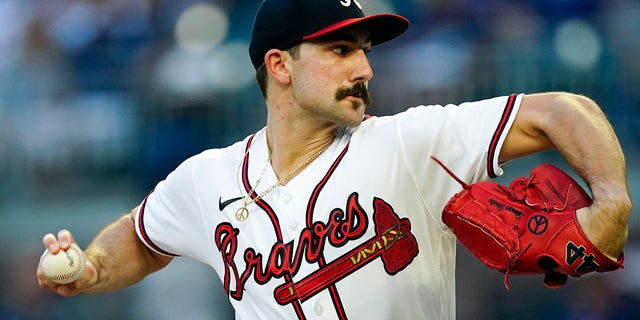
[554,19,602,71]
[154,48,211,98]
[489,4,543,42]
[48,2,103,52]
[0,0,31,46]
[204,42,255,91]
[394,32,471,89]
[175,3,228,53]
[153,41,254,98]
[359,0,396,14]
[0,0,32,67]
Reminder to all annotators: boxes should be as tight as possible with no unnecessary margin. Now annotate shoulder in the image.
[189,131,263,163]
[361,95,518,124]
[168,131,262,179]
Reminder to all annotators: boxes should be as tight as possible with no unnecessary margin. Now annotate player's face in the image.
[289,28,373,128]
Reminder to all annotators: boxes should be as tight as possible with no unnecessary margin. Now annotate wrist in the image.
[80,247,105,293]
[576,193,630,258]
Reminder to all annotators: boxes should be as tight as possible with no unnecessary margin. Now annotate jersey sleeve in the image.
[399,93,522,181]
[133,155,208,258]
[390,94,523,229]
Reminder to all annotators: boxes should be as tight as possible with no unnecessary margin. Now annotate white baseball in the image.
[41,243,85,284]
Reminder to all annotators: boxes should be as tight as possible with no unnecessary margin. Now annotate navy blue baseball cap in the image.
[249,0,410,69]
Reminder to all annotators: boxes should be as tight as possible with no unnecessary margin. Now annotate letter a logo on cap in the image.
[340,0,363,10]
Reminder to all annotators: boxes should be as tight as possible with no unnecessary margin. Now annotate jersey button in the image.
[314,302,323,316]
[288,222,298,233]
[281,194,292,204]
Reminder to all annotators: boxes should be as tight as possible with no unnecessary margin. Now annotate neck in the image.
[265,122,336,184]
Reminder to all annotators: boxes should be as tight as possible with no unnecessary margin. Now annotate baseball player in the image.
[37,1,631,319]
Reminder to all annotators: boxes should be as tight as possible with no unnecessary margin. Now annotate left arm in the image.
[500,92,632,258]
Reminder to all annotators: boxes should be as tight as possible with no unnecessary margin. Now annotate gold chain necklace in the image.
[235,129,333,221]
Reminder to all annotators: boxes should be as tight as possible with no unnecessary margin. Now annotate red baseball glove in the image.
[434,158,624,288]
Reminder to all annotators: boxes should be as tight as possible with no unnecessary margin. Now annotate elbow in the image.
[536,92,611,148]
[551,92,604,118]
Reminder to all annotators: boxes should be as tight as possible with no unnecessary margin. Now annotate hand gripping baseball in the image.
[37,229,96,296]
[432,157,624,288]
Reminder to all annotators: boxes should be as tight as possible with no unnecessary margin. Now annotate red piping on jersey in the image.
[487,94,518,178]
[241,132,305,319]
[241,132,352,319]
[304,142,351,319]
[137,193,179,257]
[305,142,351,226]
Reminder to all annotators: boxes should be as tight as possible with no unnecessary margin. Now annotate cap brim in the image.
[302,13,409,46]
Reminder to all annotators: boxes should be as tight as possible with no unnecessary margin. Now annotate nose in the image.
[352,49,373,82]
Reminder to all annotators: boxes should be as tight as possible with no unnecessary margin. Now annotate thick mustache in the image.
[335,82,371,106]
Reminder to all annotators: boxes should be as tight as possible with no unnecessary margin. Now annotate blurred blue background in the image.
[1,0,639,319]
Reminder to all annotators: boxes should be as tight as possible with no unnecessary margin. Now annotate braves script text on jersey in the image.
[134,94,523,319]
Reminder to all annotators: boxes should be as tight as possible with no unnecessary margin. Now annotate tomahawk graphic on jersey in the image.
[134,95,522,319]
[273,196,419,305]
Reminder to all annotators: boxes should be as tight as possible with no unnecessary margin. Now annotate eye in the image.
[331,45,348,55]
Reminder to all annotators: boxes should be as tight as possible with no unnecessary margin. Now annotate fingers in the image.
[42,233,59,254]
[543,270,568,289]
[538,257,568,288]
[57,229,75,250]
[37,259,95,297]
[38,229,83,296]
[42,229,75,254]
[36,257,70,295]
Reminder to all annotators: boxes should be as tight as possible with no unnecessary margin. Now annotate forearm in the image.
[517,93,632,256]
[542,94,627,188]
[82,211,172,294]
[548,96,630,256]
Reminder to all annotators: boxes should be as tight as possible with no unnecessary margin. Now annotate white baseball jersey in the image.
[134,94,523,319]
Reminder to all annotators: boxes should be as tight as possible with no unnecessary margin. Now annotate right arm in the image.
[37,207,173,297]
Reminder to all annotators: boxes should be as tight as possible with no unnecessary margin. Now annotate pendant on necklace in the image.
[235,206,249,221]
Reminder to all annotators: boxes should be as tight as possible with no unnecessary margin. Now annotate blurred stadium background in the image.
[1,0,639,319]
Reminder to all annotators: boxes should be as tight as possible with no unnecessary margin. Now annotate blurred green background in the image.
[1,0,639,319]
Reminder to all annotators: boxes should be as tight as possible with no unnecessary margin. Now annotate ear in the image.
[264,49,291,85]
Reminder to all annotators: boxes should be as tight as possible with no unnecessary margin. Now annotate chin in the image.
[342,120,362,128]
[343,113,366,128]
[332,100,367,127]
